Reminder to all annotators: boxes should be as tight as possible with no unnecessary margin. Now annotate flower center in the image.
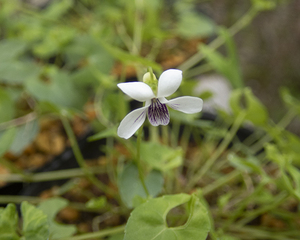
[147,98,170,126]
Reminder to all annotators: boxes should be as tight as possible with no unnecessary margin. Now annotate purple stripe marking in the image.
[169,103,180,110]
[134,111,146,124]
[147,99,170,126]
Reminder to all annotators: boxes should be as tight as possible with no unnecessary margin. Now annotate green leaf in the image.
[265,144,300,199]
[65,35,114,73]
[0,87,15,123]
[0,40,39,84]
[142,0,167,41]
[96,38,162,73]
[38,198,67,222]
[243,88,268,125]
[0,204,20,240]
[18,20,45,43]
[217,193,232,210]
[0,39,27,62]
[265,125,300,165]
[221,235,241,240]
[220,28,241,79]
[88,127,118,142]
[141,142,183,171]
[8,119,39,155]
[107,233,125,240]
[36,101,77,119]
[0,61,40,84]
[118,164,164,208]
[229,88,268,126]
[70,67,99,88]
[36,101,63,115]
[287,165,300,199]
[176,12,216,39]
[124,193,211,240]
[228,153,262,174]
[280,87,300,116]
[43,0,74,19]
[0,127,17,157]
[100,92,129,124]
[33,26,76,58]
[38,197,77,239]
[251,0,277,11]
[86,196,107,209]
[265,143,286,168]
[25,68,88,109]
[21,201,49,240]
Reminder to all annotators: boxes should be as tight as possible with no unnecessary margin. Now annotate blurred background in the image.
[2,0,298,115]
[206,0,300,121]
[0,0,300,236]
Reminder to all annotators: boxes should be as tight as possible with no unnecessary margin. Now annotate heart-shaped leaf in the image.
[124,193,211,240]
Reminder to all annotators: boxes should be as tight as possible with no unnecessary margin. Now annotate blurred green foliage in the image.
[0,1,300,240]
[0,0,216,153]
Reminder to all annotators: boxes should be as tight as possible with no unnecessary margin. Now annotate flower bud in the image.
[143,72,158,96]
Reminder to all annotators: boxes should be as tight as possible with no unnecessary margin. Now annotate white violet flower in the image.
[117,69,203,139]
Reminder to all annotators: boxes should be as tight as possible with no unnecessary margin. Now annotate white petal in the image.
[157,69,182,98]
[117,106,148,139]
[147,99,170,126]
[118,82,155,102]
[162,96,203,114]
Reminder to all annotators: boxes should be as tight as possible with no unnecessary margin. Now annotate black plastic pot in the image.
[0,131,106,199]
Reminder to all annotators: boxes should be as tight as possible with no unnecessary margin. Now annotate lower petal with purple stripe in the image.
[117,106,148,139]
[147,99,170,126]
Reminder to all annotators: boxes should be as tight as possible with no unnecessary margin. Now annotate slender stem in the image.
[236,191,288,226]
[57,225,125,240]
[162,125,169,145]
[165,171,175,194]
[0,112,36,131]
[277,108,297,129]
[0,195,41,204]
[136,126,150,197]
[228,7,258,36]
[183,63,213,79]
[187,111,246,189]
[106,137,117,185]
[147,66,154,77]
[201,170,241,196]
[0,157,25,175]
[179,7,258,72]
[146,38,163,62]
[175,125,191,192]
[227,225,298,240]
[222,181,268,230]
[116,23,134,51]
[61,116,116,197]
[0,167,106,183]
[132,0,143,55]
[0,195,113,213]
[170,120,180,148]
[250,108,297,153]
[150,125,159,142]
